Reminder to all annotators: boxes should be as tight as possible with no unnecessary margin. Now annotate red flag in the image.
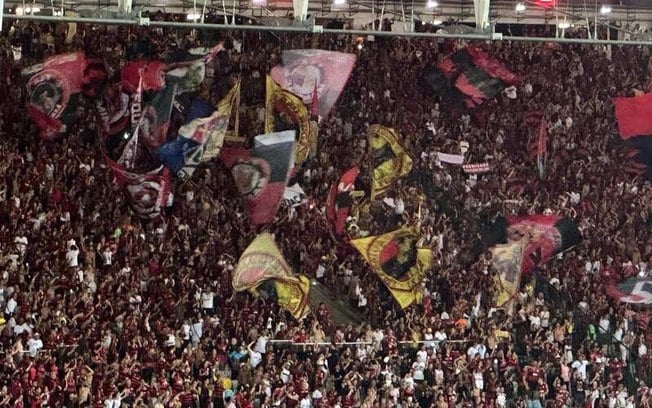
[326,167,360,235]
[614,93,652,139]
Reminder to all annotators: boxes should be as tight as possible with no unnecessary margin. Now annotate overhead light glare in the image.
[600,5,612,14]
[333,0,346,5]
[186,10,201,20]
[426,0,438,8]
[432,19,443,25]
[558,21,571,29]
[515,2,526,12]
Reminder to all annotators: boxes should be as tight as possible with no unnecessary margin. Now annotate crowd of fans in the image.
[0,15,650,408]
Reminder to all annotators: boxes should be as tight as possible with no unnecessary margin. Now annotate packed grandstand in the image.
[0,14,649,408]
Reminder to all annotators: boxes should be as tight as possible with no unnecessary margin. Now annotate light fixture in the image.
[515,2,526,12]
[252,0,266,4]
[600,5,612,14]
[558,21,570,29]
[333,0,346,5]
[432,19,443,25]
[15,5,41,15]
[426,0,438,8]
[186,10,201,20]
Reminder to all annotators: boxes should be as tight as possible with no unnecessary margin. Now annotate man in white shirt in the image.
[200,289,215,315]
[27,333,43,356]
[66,244,80,268]
[254,331,269,354]
[248,341,262,368]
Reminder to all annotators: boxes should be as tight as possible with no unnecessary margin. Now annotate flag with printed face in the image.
[24,52,87,139]
[265,76,314,165]
[270,49,356,118]
[351,227,432,309]
[106,158,172,219]
[230,131,296,225]
[233,233,310,319]
[164,44,223,94]
[326,167,361,235]
[134,85,176,150]
[157,81,239,179]
[368,125,413,198]
[482,215,581,308]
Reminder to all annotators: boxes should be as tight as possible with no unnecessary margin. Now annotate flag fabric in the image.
[462,163,491,173]
[96,91,131,138]
[157,81,239,179]
[423,47,518,109]
[81,58,108,99]
[351,227,431,309]
[613,93,652,139]
[231,131,296,225]
[326,167,360,235]
[233,233,311,319]
[624,136,652,179]
[270,49,356,118]
[536,115,548,178]
[164,44,223,94]
[24,52,87,139]
[368,125,413,198]
[134,85,176,150]
[613,94,652,180]
[265,76,314,165]
[106,159,172,219]
[283,183,307,207]
[482,215,581,308]
[121,60,166,94]
[437,152,465,165]
[605,277,652,306]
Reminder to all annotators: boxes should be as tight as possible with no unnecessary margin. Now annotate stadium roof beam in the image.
[4,13,652,46]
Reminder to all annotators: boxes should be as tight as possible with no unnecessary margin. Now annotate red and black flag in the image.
[614,93,652,180]
[423,47,519,109]
[481,215,581,308]
[23,52,87,139]
[326,167,361,236]
[351,227,432,309]
[224,131,296,225]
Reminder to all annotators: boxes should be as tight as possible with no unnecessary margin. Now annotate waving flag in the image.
[606,277,652,306]
[326,167,361,235]
[351,227,431,309]
[107,159,172,219]
[230,131,296,225]
[233,233,311,319]
[165,44,223,94]
[24,52,87,139]
[157,81,239,179]
[270,49,356,118]
[121,60,166,94]
[614,94,652,179]
[368,125,413,198]
[134,85,176,150]
[482,215,581,308]
[265,76,314,165]
[423,47,518,109]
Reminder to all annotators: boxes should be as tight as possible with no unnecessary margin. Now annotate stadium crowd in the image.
[0,16,650,408]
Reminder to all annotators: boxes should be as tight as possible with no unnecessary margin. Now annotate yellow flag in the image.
[234,233,311,319]
[351,227,431,309]
[368,125,413,198]
[201,79,240,162]
[490,241,525,310]
[265,75,314,165]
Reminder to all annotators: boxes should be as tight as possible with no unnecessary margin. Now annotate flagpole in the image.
[234,77,241,139]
